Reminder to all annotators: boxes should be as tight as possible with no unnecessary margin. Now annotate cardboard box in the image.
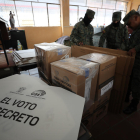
[71,45,134,113]
[92,90,111,125]
[92,102,109,125]
[82,90,111,127]
[79,53,117,100]
[109,75,130,113]
[51,57,99,102]
[83,99,94,119]
[35,43,71,81]
[71,45,134,76]
[82,114,93,130]
[83,45,135,76]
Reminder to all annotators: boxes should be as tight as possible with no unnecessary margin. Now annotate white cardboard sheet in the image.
[0,75,85,140]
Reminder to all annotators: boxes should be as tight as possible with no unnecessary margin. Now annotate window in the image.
[70,6,78,26]
[79,6,88,19]
[0,0,6,20]
[32,3,48,26]
[102,0,116,9]
[38,0,60,4]
[70,0,86,6]
[20,0,37,1]
[105,9,113,26]
[4,0,19,27]
[90,8,97,27]
[87,0,102,8]
[97,9,105,26]
[116,1,127,11]
[48,4,60,26]
[15,1,34,26]
[121,11,126,23]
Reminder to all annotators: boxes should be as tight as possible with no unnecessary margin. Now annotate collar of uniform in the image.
[81,20,90,27]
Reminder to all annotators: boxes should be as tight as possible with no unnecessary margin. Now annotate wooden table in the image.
[0,52,15,69]
[0,51,17,79]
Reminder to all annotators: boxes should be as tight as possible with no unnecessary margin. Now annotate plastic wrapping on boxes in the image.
[79,53,117,101]
[79,53,116,64]
[72,45,134,113]
[51,57,99,78]
[51,57,99,102]
[34,43,71,82]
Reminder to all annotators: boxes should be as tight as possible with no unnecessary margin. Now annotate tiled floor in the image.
[90,102,140,140]
[20,69,140,140]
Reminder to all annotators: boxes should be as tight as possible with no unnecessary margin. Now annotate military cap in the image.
[86,9,95,19]
[123,10,138,25]
[112,11,122,21]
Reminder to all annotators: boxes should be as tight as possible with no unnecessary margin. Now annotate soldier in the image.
[64,9,95,46]
[99,11,129,50]
[123,10,140,114]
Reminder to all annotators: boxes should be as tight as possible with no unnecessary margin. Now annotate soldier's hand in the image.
[128,48,136,56]
[78,42,83,46]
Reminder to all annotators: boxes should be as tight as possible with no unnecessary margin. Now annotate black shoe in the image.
[123,105,137,114]
[123,98,139,114]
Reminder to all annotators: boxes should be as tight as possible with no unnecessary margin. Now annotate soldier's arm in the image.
[128,33,140,56]
[99,28,107,47]
[70,23,80,44]
[90,27,94,46]
[123,27,129,51]
[134,35,140,52]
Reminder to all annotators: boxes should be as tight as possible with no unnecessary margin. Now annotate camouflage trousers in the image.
[131,58,140,100]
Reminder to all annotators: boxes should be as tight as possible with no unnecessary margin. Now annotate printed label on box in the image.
[101,80,113,96]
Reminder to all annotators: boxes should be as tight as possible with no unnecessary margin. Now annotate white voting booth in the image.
[0,75,85,140]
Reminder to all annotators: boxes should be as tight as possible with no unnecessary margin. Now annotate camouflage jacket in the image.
[99,23,129,50]
[127,25,140,67]
[127,25,140,96]
[70,20,94,46]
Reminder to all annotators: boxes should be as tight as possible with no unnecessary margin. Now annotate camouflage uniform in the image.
[70,21,94,46]
[64,9,95,47]
[99,12,129,50]
[123,10,140,100]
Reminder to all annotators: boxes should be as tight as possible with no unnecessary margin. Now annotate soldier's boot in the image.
[125,91,131,103]
[123,98,139,114]
[125,80,132,103]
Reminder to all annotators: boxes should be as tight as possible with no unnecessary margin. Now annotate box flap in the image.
[79,53,116,64]
[51,57,99,78]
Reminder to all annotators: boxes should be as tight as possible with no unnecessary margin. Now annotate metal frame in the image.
[14,0,20,27]
[31,2,35,26]
[47,3,50,26]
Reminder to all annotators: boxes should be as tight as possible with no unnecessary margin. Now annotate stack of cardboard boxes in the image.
[71,45,135,114]
[34,42,71,84]
[51,53,117,130]
[34,42,134,130]
[79,53,117,128]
